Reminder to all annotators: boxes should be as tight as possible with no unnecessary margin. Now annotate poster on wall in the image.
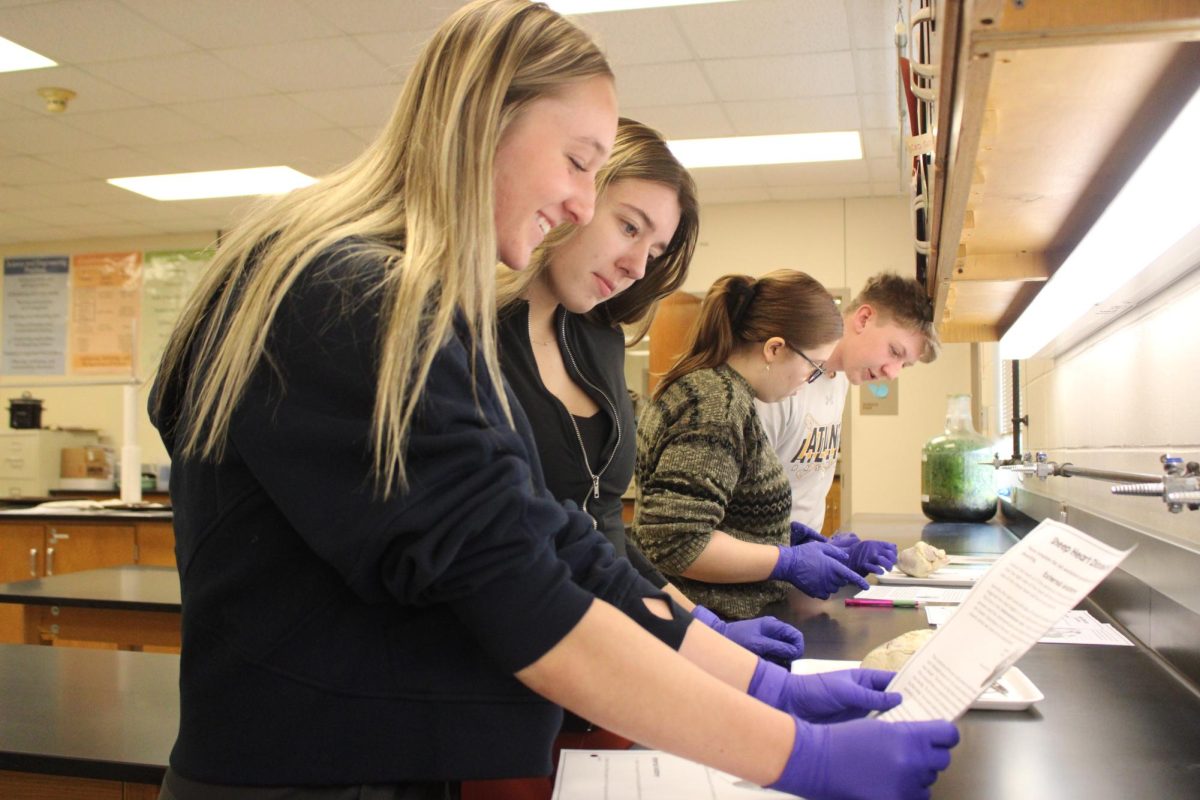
[69,251,143,375]
[140,248,212,378]
[859,378,899,415]
[2,255,70,375]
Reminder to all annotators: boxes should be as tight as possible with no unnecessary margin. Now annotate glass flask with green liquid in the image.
[921,394,997,522]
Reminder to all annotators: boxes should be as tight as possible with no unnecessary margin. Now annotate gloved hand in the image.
[843,539,899,576]
[769,542,870,599]
[747,659,899,723]
[770,716,960,800]
[801,525,898,577]
[692,605,804,663]
[789,521,828,547]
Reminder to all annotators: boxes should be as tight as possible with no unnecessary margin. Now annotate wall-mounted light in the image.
[999,85,1200,360]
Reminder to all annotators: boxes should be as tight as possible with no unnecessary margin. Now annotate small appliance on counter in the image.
[7,392,44,429]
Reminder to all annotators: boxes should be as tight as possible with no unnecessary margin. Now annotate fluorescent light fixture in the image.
[108,166,317,201]
[668,131,862,169]
[548,0,738,13]
[999,84,1200,360]
[0,36,56,73]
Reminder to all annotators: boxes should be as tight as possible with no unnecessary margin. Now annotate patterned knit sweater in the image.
[632,365,791,619]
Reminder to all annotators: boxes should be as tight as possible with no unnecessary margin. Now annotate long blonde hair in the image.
[496,118,699,343]
[654,270,842,400]
[154,0,612,494]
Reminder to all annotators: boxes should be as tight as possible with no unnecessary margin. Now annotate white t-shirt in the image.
[754,372,849,530]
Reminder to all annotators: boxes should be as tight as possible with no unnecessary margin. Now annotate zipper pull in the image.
[592,475,601,499]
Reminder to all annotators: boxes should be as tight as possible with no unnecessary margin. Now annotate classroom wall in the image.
[0,232,219,469]
[686,196,973,521]
[2,198,975,517]
[1015,265,1200,549]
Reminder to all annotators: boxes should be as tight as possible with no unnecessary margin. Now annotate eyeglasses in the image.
[789,346,826,384]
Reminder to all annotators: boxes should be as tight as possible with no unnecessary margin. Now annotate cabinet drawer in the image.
[0,478,40,498]
[0,437,35,479]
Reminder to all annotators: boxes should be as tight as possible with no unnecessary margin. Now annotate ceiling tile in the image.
[725,95,861,135]
[298,0,460,35]
[119,0,337,48]
[612,61,715,107]
[85,51,273,103]
[689,166,767,191]
[290,85,399,129]
[17,203,124,226]
[769,182,874,200]
[703,51,857,102]
[40,146,175,179]
[872,180,904,196]
[675,0,850,58]
[860,91,900,129]
[353,30,437,77]
[213,37,393,93]
[846,0,897,50]
[0,0,193,63]
[571,9,693,66]
[861,127,898,159]
[0,65,150,113]
[238,128,368,175]
[0,114,116,154]
[758,159,871,186]
[867,156,902,183]
[0,184,60,211]
[64,106,218,145]
[854,47,898,95]
[26,179,135,205]
[618,103,733,139]
[172,94,332,137]
[0,154,87,184]
[696,186,772,205]
[136,136,278,172]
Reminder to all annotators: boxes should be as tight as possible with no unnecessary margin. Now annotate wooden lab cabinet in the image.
[0,521,138,643]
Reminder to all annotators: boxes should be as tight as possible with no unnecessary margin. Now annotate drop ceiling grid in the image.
[0,0,903,242]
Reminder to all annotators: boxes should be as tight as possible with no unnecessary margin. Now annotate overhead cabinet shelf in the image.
[922,0,1200,343]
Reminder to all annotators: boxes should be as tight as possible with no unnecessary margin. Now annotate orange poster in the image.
[69,251,143,375]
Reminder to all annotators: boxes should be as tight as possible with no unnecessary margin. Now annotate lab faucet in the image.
[988,452,1200,513]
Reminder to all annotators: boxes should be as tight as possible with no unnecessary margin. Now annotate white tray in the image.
[790,658,1043,712]
[876,556,996,587]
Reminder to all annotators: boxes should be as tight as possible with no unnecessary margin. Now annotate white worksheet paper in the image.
[879,518,1132,722]
[552,750,801,799]
[924,606,1134,646]
[853,585,971,604]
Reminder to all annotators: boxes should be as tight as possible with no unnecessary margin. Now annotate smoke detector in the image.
[38,87,76,113]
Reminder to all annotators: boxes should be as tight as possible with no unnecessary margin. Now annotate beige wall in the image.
[686,196,973,522]
[1016,266,1200,548]
[0,232,219,469]
[3,199,976,517]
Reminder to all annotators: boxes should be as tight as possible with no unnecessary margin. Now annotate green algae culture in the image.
[921,395,997,522]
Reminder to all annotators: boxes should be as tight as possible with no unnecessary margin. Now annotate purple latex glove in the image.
[789,521,829,547]
[692,605,805,663]
[747,659,900,723]
[769,716,960,800]
[769,542,870,599]
[843,539,899,576]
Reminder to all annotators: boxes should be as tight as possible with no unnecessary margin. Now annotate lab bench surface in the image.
[0,644,176,787]
[0,565,181,649]
[762,514,1200,800]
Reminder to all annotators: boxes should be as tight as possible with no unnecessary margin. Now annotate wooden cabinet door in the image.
[136,522,176,567]
[44,524,136,576]
[647,291,701,396]
[0,525,45,644]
